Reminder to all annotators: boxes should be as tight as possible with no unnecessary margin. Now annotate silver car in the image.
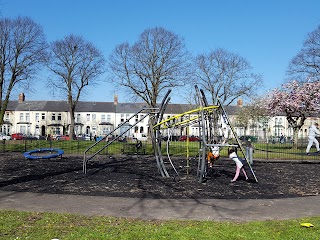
[0,133,11,140]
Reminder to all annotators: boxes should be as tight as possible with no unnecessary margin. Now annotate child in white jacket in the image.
[228,148,248,182]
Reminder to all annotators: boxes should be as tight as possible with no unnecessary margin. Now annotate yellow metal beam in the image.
[154,105,219,128]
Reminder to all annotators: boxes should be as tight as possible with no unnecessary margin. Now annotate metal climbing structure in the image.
[154,85,258,183]
[83,107,159,174]
[83,86,258,184]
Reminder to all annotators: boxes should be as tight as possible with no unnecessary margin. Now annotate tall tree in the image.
[0,16,47,126]
[264,80,320,148]
[194,48,262,106]
[109,27,191,109]
[47,34,105,139]
[287,25,320,82]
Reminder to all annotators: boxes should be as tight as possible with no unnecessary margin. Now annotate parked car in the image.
[11,133,24,140]
[56,135,70,140]
[35,135,46,140]
[162,135,179,141]
[239,135,258,142]
[179,135,200,142]
[0,133,11,140]
[136,134,148,141]
[77,134,91,141]
[23,135,38,140]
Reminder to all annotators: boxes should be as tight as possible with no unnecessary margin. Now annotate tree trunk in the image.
[70,108,76,140]
[286,115,306,150]
[292,128,299,149]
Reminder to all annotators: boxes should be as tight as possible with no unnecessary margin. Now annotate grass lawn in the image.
[1,210,320,240]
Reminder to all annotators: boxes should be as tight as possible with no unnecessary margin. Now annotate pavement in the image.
[1,190,320,222]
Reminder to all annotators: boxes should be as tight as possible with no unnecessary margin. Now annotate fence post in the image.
[266,139,269,161]
[2,140,5,153]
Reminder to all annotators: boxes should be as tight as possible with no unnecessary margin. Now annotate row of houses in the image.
[1,93,319,140]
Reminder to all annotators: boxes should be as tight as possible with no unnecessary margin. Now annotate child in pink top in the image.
[228,148,248,182]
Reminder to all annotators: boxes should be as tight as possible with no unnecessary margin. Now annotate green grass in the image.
[1,210,320,240]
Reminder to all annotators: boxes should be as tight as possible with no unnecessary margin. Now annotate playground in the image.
[1,152,319,199]
[1,87,319,201]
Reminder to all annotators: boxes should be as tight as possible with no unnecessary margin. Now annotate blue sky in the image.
[2,0,320,104]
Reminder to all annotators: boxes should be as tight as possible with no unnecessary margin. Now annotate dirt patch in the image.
[1,153,319,199]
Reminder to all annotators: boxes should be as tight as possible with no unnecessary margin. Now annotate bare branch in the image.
[287,25,320,82]
[0,16,47,126]
[109,27,191,108]
[47,34,105,138]
[194,48,263,106]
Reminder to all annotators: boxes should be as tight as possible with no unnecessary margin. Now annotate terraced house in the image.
[1,93,319,141]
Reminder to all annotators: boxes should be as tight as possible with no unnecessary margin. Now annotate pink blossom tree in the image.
[265,80,320,148]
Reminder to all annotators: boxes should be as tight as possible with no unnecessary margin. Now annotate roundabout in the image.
[23,148,64,160]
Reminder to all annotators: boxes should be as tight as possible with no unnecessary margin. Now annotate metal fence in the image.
[1,139,319,161]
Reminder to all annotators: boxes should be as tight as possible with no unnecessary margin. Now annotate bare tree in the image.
[194,48,263,106]
[109,27,191,108]
[47,34,105,139]
[287,25,320,82]
[0,16,48,126]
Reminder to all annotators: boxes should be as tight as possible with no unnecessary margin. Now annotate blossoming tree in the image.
[265,80,320,148]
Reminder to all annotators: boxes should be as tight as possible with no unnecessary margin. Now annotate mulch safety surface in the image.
[1,152,320,199]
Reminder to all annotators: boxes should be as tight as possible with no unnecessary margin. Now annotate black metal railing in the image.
[1,138,319,161]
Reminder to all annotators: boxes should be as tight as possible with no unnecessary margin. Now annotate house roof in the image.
[75,101,115,112]
[5,99,244,116]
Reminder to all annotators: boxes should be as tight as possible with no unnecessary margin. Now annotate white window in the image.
[54,127,61,135]
[76,114,81,122]
[5,113,9,121]
[20,113,23,122]
[101,114,106,122]
[20,125,26,134]
[106,114,111,122]
[102,126,112,135]
[35,113,39,121]
[26,113,30,122]
[92,114,96,121]
[86,114,90,121]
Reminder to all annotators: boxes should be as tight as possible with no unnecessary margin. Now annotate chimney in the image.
[114,95,118,105]
[18,93,25,103]
[237,98,243,108]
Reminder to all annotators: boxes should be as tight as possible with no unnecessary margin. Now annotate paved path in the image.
[1,190,320,221]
